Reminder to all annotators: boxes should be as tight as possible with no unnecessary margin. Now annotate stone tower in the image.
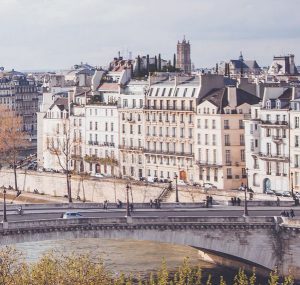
[176,36,191,74]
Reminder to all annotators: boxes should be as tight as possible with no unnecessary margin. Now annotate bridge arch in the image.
[0,217,280,273]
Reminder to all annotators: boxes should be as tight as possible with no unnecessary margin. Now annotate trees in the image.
[0,106,29,193]
[0,247,295,285]
[47,118,73,203]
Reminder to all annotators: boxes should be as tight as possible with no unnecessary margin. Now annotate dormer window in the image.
[276,100,281,109]
[266,100,271,109]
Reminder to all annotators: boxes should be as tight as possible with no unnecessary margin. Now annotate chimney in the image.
[227,86,237,108]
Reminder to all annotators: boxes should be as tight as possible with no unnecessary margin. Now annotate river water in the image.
[14,238,270,284]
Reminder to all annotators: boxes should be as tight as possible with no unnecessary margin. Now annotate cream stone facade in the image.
[194,87,260,190]
[118,81,146,180]
[244,87,299,193]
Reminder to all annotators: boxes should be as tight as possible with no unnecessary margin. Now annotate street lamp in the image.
[291,172,294,198]
[174,174,179,203]
[2,188,7,223]
[126,184,131,217]
[243,168,249,217]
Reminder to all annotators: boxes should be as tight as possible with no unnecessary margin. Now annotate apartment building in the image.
[42,98,70,171]
[81,103,119,176]
[194,87,260,190]
[0,73,40,137]
[245,87,296,193]
[118,80,146,179]
[288,90,300,192]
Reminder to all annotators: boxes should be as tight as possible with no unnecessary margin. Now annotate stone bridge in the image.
[1,216,300,279]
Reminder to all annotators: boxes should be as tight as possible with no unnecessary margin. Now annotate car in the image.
[147,176,155,183]
[91,173,104,178]
[282,191,291,197]
[203,183,217,190]
[177,179,186,186]
[265,189,275,195]
[274,191,283,196]
[62,212,83,219]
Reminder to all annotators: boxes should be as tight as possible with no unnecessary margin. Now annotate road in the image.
[1,206,299,222]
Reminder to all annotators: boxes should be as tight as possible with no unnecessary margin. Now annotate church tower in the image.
[176,36,191,74]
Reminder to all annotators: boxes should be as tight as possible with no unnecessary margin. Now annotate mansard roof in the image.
[200,87,261,113]
[49,98,69,111]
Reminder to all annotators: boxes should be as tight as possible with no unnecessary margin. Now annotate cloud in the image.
[0,0,299,70]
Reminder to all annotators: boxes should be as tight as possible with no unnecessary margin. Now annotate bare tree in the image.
[47,119,74,203]
[0,106,29,193]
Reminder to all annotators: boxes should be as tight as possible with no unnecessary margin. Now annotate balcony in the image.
[225,142,231,146]
[144,149,194,157]
[227,175,233,179]
[225,161,232,166]
[224,126,230,129]
[119,145,144,152]
[261,120,289,128]
[144,106,195,112]
[71,154,82,161]
[256,152,289,162]
[196,160,222,168]
[272,136,283,143]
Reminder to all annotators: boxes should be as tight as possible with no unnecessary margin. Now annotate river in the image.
[14,238,270,284]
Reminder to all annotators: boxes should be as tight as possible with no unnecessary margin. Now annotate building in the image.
[220,52,261,76]
[244,87,298,193]
[118,80,147,179]
[0,72,40,138]
[268,55,298,76]
[194,86,261,190]
[143,73,224,183]
[176,37,191,74]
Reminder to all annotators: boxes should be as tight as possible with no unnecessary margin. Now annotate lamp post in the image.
[174,174,179,203]
[243,168,249,217]
[3,188,7,223]
[126,184,131,217]
[291,172,294,198]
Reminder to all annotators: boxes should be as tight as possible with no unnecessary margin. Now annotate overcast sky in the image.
[0,0,299,71]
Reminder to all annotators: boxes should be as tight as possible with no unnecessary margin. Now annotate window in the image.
[212,134,216,146]
[227,168,232,179]
[225,150,231,164]
[197,119,201,128]
[295,136,299,147]
[197,134,201,144]
[241,150,245,162]
[224,120,229,129]
[224,135,230,146]
[89,121,92,130]
[111,123,114,131]
[212,120,216,129]
[295,117,300,128]
[205,134,208,145]
[239,120,244,129]
[138,125,141,134]
[95,122,98,130]
[240,134,245,145]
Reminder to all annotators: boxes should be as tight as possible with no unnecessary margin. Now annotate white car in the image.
[91,173,104,178]
[203,183,217,190]
[177,179,186,186]
[62,212,82,219]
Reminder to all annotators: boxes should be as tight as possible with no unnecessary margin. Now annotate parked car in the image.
[203,183,217,190]
[62,212,83,219]
[274,191,283,196]
[147,176,155,183]
[177,179,186,186]
[265,189,275,195]
[91,173,104,178]
[282,191,291,197]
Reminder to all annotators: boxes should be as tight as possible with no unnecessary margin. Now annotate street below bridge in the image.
[1,206,300,222]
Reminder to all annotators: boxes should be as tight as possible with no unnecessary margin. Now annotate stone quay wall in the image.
[0,169,164,203]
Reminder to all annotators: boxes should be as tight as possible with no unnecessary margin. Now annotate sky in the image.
[0,0,300,71]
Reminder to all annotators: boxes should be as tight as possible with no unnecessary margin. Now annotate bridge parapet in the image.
[0,216,277,233]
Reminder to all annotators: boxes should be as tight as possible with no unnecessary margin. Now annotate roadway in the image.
[1,206,299,222]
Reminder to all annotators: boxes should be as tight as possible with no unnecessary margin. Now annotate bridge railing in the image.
[0,216,276,232]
